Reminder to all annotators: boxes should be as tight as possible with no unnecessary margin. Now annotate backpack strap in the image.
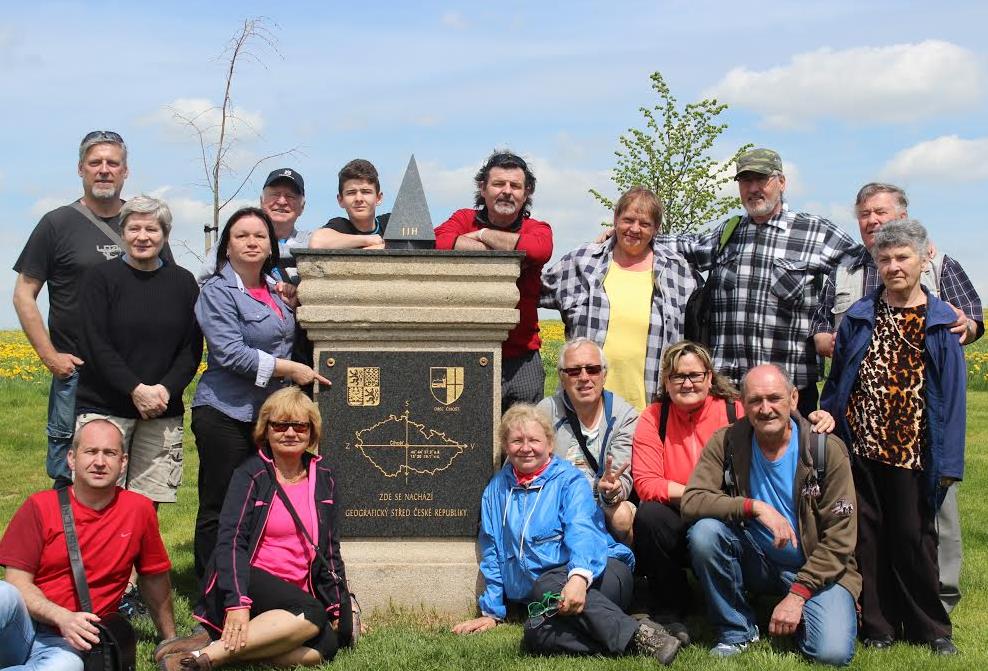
[563,399,601,476]
[718,216,742,254]
[814,432,827,485]
[725,399,737,425]
[658,399,671,443]
[71,200,124,248]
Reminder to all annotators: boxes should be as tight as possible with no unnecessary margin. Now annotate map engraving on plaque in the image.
[349,403,471,482]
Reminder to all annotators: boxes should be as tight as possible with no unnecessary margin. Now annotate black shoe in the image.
[930,637,957,655]
[630,619,681,665]
[862,635,894,649]
[661,620,690,646]
[119,583,148,619]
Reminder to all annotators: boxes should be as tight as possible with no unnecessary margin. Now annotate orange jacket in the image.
[632,394,744,503]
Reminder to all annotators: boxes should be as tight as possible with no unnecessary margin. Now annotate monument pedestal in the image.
[295,249,522,615]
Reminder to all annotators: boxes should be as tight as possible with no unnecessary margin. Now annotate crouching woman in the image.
[157,387,352,669]
[452,404,680,665]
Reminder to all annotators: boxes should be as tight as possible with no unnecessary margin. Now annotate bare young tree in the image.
[172,17,298,253]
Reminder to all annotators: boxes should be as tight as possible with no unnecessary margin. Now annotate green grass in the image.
[1,363,987,668]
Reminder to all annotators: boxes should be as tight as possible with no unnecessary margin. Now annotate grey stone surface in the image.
[384,155,435,249]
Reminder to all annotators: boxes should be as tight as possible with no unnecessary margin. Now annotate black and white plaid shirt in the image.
[540,238,696,400]
[811,248,984,336]
[660,204,860,388]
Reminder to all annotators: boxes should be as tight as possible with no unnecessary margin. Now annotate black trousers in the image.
[853,455,950,642]
[633,501,691,621]
[205,567,342,660]
[192,405,255,580]
[501,350,545,414]
[522,558,638,655]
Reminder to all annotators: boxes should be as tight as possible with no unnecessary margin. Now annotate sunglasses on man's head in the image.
[81,130,124,144]
[268,420,311,434]
[560,364,604,378]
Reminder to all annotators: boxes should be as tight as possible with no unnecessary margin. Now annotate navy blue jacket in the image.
[820,286,966,507]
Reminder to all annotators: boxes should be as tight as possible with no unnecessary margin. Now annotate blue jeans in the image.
[46,371,78,484]
[0,581,83,671]
[688,518,857,666]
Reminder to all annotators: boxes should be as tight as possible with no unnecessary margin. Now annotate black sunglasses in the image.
[560,364,604,377]
[81,130,124,144]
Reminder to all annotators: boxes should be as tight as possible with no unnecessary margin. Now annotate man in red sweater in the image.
[434,151,553,412]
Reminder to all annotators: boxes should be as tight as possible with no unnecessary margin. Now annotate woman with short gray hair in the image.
[75,194,202,510]
[821,218,965,655]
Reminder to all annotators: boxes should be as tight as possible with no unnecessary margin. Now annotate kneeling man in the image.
[681,364,858,665]
[0,419,176,669]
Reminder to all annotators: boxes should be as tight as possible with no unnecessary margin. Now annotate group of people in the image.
[0,130,980,669]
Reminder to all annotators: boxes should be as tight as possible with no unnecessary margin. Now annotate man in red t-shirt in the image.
[0,419,176,668]
[434,151,553,412]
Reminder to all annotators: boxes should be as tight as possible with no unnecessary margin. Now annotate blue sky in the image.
[2,1,987,327]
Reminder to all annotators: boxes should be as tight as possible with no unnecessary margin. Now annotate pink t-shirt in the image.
[251,480,315,589]
[246,285,284,319]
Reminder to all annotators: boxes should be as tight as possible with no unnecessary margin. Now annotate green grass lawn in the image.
[1,353,987,669]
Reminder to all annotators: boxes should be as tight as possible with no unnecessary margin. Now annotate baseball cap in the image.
[735,148,783,178]
[264,168,305,196]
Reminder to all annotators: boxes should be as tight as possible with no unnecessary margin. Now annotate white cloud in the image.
[881,135,988,182]
[440,11,468,30]
[141,97,266,143]
[706,40,982,128]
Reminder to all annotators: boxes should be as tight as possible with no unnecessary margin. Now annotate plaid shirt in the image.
[660,204,859,388]
[811,248,984,337]
[540,238,696,400]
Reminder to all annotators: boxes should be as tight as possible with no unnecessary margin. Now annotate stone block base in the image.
[342,539,481,616]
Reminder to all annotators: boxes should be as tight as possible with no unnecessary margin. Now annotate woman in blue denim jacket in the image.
[191,207,329,580]
[452,404,681,665]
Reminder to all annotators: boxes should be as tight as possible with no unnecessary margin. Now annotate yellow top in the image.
[601,263,653,411]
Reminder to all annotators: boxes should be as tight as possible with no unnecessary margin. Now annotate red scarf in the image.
[513,459,551,486]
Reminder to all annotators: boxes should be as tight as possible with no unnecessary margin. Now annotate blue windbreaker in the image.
[477,456,634,619]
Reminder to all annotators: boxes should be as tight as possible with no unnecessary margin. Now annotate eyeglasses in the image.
[560,364,604,378]
[262,190,300,204]
[669,371,708,385]
[268,420,311,434]
[525,592,561,629]
[81,130,124,144]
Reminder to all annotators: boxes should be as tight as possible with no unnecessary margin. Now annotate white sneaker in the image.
[709,634,759,658]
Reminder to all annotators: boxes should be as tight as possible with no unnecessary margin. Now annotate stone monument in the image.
[294,157,522,614]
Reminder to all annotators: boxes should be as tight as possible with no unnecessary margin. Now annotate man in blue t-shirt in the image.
[681,364,860,666]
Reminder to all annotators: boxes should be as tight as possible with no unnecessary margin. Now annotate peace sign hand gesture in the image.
[597,456,629,504]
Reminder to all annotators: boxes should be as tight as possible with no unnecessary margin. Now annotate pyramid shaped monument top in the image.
[384,155,435,250]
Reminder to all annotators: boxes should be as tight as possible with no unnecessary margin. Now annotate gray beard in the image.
[90,185,118,201]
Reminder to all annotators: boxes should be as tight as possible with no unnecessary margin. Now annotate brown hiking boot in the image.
[154,630,211,662]
[158,652,212,671]
[630,619,681,665]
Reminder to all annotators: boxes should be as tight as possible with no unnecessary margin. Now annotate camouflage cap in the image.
[735,148,783,177]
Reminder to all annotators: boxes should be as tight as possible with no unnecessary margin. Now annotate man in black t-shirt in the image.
[310,158,390,249]
[13,131,143,486]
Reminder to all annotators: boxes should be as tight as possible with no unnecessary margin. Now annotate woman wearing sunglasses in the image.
[632,341,834,644]
[452,404,681,665]
[541,187,695,411]
[157,387,353,670]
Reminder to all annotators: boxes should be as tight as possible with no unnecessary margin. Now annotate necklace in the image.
[882,293,922,354]
[278,467,307,484]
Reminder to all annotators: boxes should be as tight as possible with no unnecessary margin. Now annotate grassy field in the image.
[1,326,986,669]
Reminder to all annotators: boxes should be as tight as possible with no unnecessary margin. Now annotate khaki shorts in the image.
[76,413,184,503]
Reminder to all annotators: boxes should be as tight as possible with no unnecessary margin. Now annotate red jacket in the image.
[434,209,552,357]
[632,395,744,503]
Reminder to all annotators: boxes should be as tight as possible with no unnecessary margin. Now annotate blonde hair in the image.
[498,403,555,452]
[253,386,322,451]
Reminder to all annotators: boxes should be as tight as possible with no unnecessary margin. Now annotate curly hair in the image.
[474,151,536,217]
